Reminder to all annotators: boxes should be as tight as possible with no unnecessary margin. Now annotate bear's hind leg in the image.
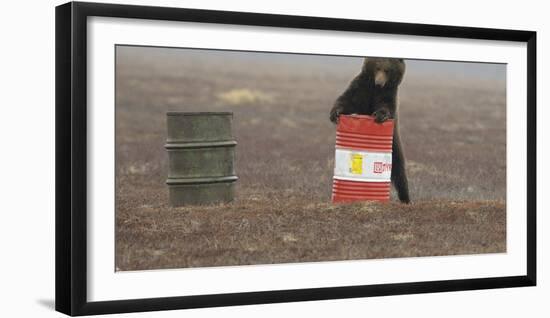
[391,132,410,203]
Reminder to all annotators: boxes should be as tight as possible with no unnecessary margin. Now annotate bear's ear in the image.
[362,57,369,69]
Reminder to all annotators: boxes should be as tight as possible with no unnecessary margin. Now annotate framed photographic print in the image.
[55,1,536,316]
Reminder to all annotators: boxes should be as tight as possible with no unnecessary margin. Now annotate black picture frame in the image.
[55,1,537,316]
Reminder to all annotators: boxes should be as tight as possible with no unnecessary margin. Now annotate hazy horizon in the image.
[117,45,506,82]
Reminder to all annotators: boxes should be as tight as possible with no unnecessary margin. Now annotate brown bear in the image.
[329,57,410,203]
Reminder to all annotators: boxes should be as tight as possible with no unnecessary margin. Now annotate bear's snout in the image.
[374,71,387,87]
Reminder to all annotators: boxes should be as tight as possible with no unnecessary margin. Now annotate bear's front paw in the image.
[330,106,343,124]
[373,109,391,123]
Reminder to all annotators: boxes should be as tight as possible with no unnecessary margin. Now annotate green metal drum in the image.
[165,112,237,206]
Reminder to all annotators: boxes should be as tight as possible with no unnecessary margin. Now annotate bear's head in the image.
[362,57,406,88]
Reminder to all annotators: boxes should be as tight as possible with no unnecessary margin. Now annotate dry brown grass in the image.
[115,47,506,271]
[116,197,505,270]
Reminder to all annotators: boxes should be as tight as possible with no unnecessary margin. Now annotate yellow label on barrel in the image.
[350,153,363,174]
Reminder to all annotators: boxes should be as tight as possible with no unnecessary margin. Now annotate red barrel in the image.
[332,114,394,203]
